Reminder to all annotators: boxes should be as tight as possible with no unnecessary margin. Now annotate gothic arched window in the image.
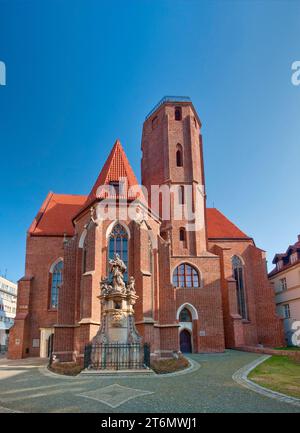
[82,239,87,274]
[148,235,154,317]
[176,144,183,167]
[232,256,248,320]
[179,227,186,242]
[178,185,185,204]
[50,260,63,309]
[108,223,129,282]
[175,106,182,121]
[179,307,192,322]
[148,236,153,274]
[173,263,200,288]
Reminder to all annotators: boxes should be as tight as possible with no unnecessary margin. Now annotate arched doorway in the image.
[177,304,198,353]
[180,329,192,353]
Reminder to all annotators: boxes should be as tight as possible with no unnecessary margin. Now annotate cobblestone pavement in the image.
[0,350,299,413]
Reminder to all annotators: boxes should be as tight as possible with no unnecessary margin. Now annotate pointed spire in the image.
[86,139,141,203]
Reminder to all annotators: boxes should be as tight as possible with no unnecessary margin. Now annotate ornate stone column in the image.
[90,254,141,368]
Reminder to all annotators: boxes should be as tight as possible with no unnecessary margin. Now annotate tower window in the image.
[176,144,183,167]
[175,106,182,121]
[178,185,185,204]
[179,228,186,242]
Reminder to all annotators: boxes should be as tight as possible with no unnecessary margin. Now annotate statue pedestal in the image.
[93,291,141,345]
[89,254,145,370]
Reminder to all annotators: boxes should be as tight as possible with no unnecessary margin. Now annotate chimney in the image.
[298,234,300,242]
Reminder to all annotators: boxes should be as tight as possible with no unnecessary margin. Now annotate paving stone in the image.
[0,350,299,413]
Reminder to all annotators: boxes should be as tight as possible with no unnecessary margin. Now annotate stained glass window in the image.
[232,256,248,320]
[172,263,200,288]
[82,239,87,274]
[50,260,63,309]
[108,223,129,282]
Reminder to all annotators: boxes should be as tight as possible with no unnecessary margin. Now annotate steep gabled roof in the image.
[206,208,251,240]
[86,139,140,203]
[28,192,87,236]
[72,139,144,220]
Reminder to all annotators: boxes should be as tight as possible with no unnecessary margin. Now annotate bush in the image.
[49,361,83,376]
[151,356,189,374]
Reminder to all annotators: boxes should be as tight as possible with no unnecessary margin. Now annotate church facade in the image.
[8,97,284,361]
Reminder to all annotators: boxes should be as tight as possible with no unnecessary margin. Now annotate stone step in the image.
[80,368,155,376]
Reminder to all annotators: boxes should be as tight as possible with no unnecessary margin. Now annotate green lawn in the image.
[249,356,300,398]
[274,346,300,351]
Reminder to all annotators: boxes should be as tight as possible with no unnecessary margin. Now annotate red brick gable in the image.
[29,193,251,240]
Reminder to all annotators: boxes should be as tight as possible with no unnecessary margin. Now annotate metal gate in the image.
[84,342,150,370]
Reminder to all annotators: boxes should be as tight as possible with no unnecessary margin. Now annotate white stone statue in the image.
[109,253,127,293]
[127,276,136,295]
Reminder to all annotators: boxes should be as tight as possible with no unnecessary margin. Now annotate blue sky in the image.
[0,0,299,282]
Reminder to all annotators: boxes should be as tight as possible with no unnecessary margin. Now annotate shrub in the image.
[49,361,82,376]
[151,356,189,374]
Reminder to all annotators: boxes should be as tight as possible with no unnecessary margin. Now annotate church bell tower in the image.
[141,96,208,256]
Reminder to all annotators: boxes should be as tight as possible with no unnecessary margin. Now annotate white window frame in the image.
[280,277,287,291]
[283,304,290,319]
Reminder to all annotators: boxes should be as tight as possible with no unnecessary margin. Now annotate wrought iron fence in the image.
[84,342,150,370]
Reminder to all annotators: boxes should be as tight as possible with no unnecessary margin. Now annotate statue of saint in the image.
[109,253,126,293]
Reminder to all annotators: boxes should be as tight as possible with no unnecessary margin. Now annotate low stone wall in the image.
[234,346,299,357]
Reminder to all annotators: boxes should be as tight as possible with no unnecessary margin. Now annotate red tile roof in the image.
[86,139,141,202]
[28,192,87,236]
[206,208,250,239]
[29,192,251,241]
[73,139,145,220]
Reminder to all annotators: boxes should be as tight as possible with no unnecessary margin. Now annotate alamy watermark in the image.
[291,61,300,86]
[0,61,6,86]
[91,177,205,233]
[291,320,300,347]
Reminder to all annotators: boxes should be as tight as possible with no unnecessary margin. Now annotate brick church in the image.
[8,97,284,361]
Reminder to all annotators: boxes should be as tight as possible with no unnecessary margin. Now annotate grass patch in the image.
[274,346,300,351]
[249,355,300,398]
[49,362,83,376]
[151,356,189,374]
